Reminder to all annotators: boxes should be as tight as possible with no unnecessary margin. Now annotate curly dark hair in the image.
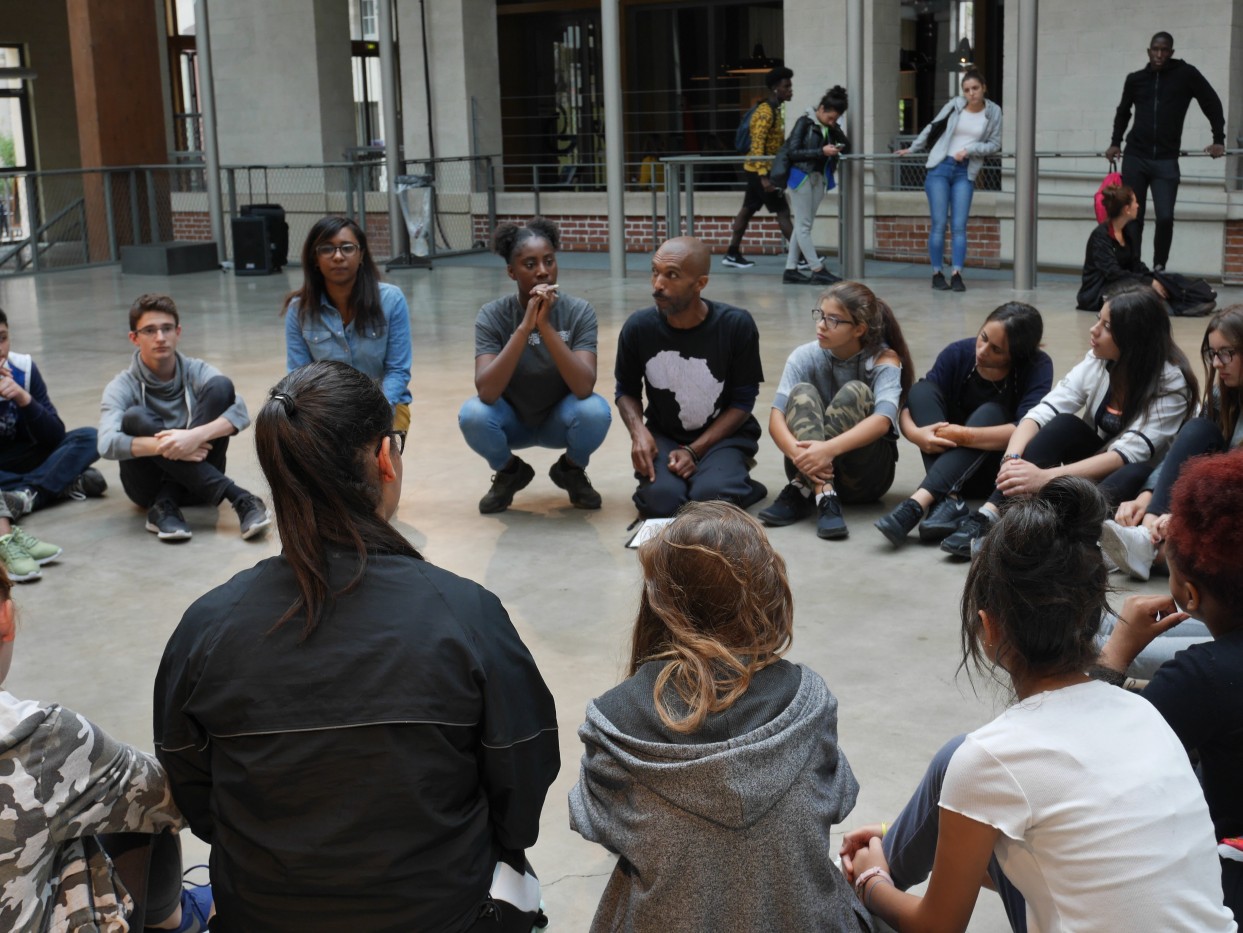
[1164,449,1243,615]
[491,217,561,263]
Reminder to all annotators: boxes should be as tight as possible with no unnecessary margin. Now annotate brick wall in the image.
[1224,220,1243,285]
[873,215,1001,269]
[476,213,788,255]
[172,211,214,241]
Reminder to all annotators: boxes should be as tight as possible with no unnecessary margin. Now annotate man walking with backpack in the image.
[1104,32,1225,271]
[722,66,795,269]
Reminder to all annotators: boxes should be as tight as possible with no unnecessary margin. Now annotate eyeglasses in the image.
[375,430,407,455]
[133,324,177,337]
[811,308,852,328]
[316,242,360,259]
[1204,347,1238,366]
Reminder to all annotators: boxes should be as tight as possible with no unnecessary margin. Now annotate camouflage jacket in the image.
[0,692,183,932]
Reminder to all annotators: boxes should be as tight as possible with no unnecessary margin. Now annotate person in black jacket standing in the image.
[782,86,849,286]
[1105,32,1225,271]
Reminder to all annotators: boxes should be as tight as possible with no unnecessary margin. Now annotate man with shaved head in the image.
[615,237,767,517]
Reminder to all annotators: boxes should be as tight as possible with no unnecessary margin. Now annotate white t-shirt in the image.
[942,680,1235,932]
[945,107,987,158]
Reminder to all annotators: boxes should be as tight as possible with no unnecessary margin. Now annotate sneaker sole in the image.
[817,525,849,540]
[720,259,754,269]
[31,548,63,565]
[241,512,272,540]
[8,569,41,582]
[940,539,971,559]
[758,510,812,527]
[1099,523,1152,581]
[918,517,966,543]
[145,521,193,541]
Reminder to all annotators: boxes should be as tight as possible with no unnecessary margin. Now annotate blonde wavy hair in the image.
[630,501,794,734]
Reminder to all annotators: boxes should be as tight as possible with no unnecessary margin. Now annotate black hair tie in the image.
[270,392,295,415]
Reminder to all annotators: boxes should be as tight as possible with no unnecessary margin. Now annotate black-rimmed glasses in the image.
[375,430,407,455]
[1204,347,1238,366]
[316,243,360,259]
[811,308,852,329]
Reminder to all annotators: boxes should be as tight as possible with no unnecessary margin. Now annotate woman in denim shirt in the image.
[285,216,413,429]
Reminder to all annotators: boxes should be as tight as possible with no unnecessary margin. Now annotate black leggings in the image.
[1147,417,1229,516]
[906,379,1009,499]
[987,412,1153,509]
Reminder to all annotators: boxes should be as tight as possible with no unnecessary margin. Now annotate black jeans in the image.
[1147,416,1227,515]
[986,412,1153,509]
[1121,153,1180,268]
[119,375,236,508]
[906,379,1009,500]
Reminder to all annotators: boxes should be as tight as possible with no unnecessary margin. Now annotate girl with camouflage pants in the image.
[761,282,915,539]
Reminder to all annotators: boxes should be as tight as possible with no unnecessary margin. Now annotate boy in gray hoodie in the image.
[98,293,270,542]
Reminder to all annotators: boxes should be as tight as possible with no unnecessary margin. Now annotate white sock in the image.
[815,489,836,505]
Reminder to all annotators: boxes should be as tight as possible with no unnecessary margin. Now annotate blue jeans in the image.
[925,159,975,271]
[0,427,100,503]
[458,393,611,471]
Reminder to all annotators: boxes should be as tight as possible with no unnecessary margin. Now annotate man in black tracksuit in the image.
[1105,31,1225,271]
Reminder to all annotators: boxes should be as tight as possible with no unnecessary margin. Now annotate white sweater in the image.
[1024,351,1190,464]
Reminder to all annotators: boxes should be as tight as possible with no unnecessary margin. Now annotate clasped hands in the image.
[155,428,212,462]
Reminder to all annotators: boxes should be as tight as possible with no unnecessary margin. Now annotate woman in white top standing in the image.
[897,69,1002,292]
[840,477,1236,933]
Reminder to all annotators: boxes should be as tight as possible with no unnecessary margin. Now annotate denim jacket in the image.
[285,281,413,407]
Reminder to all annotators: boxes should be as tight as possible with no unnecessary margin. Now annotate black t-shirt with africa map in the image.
[614,301,764,446]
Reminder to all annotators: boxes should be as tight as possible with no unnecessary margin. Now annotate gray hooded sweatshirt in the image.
[569,661,871,932]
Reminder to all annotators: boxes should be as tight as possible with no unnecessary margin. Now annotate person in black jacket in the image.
[782,86,849,286]
[1104,32,1226,271]
[154,361,560,933]
[1077,183,1160,312]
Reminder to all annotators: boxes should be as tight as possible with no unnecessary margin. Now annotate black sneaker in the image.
[816,494,849,540]
[233,494,272,540]
[940,510,994,558]
[479,458,536,514]
[67,467,107,499]
[758,483,815,526]
[874,498,924,546]
[721,252,755,269]
[919,496,969,542]
[809,269,842,285]
[782,269,812,285]
[146,499,192,541]
[950,272,966,292]
[549,455,602,509]
[932,271,951,291]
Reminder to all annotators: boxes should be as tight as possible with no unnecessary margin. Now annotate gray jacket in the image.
[569,661,870,932]
[908,97,1003,181]
[98,350,250,460]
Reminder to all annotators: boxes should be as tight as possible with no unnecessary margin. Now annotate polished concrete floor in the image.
[2,253,1234,931]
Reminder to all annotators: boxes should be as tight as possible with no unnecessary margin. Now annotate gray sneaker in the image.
[1099,519,1155,581]
[233,494,272,540]
[146,499,192,541]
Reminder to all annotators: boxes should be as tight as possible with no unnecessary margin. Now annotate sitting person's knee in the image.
[635,479,687,518]
[121,405,162,437]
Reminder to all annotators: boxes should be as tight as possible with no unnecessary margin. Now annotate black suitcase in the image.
[232,215,271,276]
[241,203,289,271]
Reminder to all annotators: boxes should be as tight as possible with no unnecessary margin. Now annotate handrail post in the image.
[1012,0,1039,289]
[665,161,681,238]
[145,168,159,242]
[843,0,866,279]
[25,172,40,273]
[103,171,118,261]
[685,163,695,237]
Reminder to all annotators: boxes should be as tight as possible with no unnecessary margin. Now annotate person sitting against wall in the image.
[941,284,1197,558]
[1079,184,1216,317]
[759,281,914,540]
[459,217,610,514]
[894,69,1003,293]
[569,501,870,933]
[155,361,560,932]
[874,302,1053,546]
[781,85,849,287]
[0,564,214,933]
[284,215,413,430]
[1096,450,1243,924]
[1102,305,1243,580]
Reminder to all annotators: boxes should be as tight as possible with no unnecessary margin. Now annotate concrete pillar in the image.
[67,0,168,258]
[210,0,353,165]
[843,0,865,278]
[601,0,625,276]
[194,0,225,263]
[1013,0,1038,290]
[378,0,405,259]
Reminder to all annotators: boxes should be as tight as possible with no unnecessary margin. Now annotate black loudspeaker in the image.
[241,203,289,271]
[232,216,271,276]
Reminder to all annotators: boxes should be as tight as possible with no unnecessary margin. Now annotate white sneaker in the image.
[1099,520,1156,581]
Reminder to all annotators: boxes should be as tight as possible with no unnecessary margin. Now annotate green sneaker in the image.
[0,534,42,582]
[10,526,62,564]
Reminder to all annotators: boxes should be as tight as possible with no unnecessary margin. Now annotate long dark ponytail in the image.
[256,361,420,638]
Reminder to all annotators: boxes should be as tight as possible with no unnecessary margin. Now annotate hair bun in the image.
[1038,476,1107,545]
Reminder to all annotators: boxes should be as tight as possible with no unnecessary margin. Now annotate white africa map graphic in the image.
[646,351,724,430]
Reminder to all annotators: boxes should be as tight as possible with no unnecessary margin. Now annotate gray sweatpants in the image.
[786,172,827,270]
